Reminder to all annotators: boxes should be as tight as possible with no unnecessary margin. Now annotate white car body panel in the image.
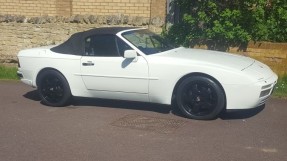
[80,56,149,93]
[17,28,278,111]
[145,48,277,109]
[79,56,150,102]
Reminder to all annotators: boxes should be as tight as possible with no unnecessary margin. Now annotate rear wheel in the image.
[176,76,225,120]
[37,70,71,107]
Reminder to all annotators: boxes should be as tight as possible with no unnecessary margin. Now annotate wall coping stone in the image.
[0,14,165,27]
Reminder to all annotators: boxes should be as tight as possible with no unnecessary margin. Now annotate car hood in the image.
[156,47,254,70]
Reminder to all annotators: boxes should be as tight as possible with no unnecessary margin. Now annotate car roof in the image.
[83,27,138,35]
[51,27,139,55]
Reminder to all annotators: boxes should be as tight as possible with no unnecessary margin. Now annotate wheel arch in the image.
[36,67,69,87]
[36,67,72,107]
[171,72,227,108]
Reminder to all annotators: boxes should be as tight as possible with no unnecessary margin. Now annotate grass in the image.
[273,75,287,98]
[0,65,19,80]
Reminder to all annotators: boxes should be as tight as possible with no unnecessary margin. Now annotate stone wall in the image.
[0,15,163,64]
[232,42,287,77]
[0,0,166,19]
[0,0,167,63]
[0,23,95,64]
[195,43,287,77]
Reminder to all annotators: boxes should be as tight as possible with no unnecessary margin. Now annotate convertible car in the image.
[17,27,278,120]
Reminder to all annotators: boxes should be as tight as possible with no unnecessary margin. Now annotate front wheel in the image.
[37,70,71,107]
[176,76,225,120]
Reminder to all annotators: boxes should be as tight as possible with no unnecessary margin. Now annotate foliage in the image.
[245,0,287,42]
[0,65,18,80]
[273,75,287,98]
[165,0,287,51]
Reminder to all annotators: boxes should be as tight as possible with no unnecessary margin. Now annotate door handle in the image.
[82,62,94,66]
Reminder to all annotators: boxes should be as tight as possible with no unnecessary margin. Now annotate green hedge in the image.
[165,0,287,51]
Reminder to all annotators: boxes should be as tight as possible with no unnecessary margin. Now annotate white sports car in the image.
[17,27,278,120]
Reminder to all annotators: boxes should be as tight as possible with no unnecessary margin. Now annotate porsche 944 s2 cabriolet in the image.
[17,27,278,120]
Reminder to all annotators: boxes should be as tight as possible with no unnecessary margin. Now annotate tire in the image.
[176,76,225,120]
[37,70,71,107]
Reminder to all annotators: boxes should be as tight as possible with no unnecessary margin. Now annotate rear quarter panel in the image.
[18,49,84,96]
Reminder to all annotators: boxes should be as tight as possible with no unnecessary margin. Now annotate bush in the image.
[165,0,287,51]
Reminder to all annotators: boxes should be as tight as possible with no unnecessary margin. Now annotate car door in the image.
[80,34,149,95]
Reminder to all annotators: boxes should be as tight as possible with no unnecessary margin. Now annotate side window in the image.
[84,35,119,57]
[116,37,133,56]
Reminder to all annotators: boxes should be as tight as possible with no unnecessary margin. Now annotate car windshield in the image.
[122,29,176,55]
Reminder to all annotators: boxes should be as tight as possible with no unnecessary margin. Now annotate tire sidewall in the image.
[176,76,225,120]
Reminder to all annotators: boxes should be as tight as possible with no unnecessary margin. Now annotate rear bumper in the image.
[17,70,33,87]
[17,71,23,78]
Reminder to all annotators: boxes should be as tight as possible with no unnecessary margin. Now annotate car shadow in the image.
[22,90,171,114]
[23,90,265,119]
[169,100,266,120]
[23,90,41,101]
[71,97,172,114]
[219,105,265,120]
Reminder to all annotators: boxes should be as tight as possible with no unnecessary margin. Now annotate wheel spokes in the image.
[41,77,64,103]
[182,81,218,116]
[191,84,200,95]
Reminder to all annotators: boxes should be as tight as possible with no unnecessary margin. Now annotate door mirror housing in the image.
[124,50,138,62]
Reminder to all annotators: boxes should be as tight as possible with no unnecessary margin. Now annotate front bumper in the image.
[225,73,278,110]
[256,78,277,106]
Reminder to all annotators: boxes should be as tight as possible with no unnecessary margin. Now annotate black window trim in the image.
[84,34,121,57]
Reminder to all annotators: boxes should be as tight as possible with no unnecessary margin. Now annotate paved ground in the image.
[0,81,286,161]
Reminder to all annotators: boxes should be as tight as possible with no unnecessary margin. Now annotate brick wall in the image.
[151,0,166,19]
[72,0,151,18]
[0,0,71,17]
[56,0,72,17]
[0,0,165,19]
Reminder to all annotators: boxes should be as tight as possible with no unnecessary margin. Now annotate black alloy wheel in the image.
[37,70,71,107]
[176,76,225,120]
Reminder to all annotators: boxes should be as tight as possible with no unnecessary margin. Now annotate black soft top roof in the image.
[51,27,138,55]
